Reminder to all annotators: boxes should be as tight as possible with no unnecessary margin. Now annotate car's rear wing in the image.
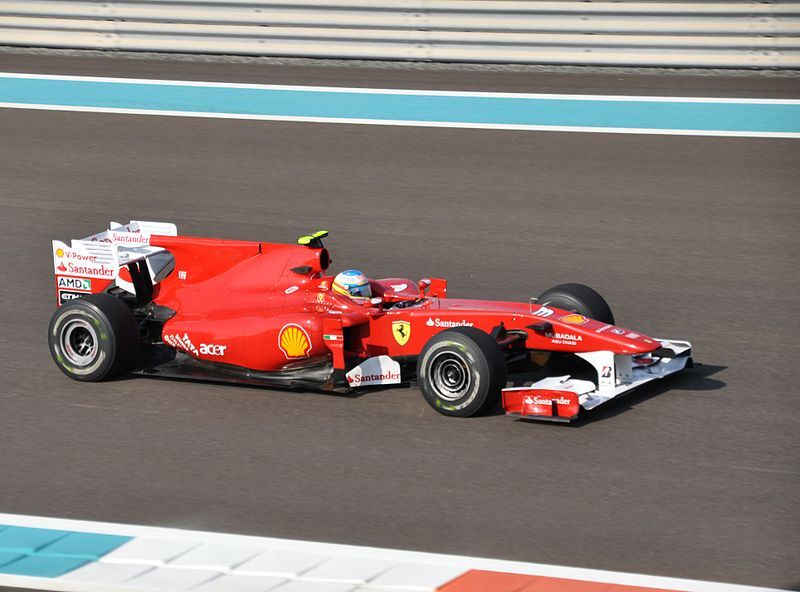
[52,220,177,306]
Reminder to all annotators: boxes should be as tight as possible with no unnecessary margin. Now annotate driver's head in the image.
[332,269,371,302]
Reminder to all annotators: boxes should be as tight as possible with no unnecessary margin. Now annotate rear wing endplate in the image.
[52,220,177,304]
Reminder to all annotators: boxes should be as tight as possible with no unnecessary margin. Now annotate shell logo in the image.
[55,248,64,257]
[560,314,590,325]
[278,324,312,359]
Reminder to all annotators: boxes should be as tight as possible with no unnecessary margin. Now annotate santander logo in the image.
[346,371,401,386]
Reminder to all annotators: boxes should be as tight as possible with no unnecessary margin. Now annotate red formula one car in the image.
[49,222,692,422]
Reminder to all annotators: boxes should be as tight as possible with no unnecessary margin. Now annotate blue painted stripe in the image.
[1,75,798,134]
[0,525,131,578]
[0,526,69,553]
[38,531,134,560]
[0,555,89,578]
[0,551,26,569]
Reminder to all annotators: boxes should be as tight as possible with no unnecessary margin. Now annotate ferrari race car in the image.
[49,221,693,423]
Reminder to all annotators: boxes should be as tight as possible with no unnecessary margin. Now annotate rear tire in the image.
[417,327,506,417]
[48,294,139,381]
[537,283,615,325]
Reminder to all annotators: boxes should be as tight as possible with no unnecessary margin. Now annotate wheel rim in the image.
[61,319,98,367]
[429,351,471,401]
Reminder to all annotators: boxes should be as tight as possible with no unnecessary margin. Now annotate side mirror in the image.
[418,278,431,295]
[367,296,384,309]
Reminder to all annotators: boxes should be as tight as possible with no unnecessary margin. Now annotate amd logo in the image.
[57,277,91,291]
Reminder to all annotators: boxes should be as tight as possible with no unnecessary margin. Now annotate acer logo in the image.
[199,343,227,356]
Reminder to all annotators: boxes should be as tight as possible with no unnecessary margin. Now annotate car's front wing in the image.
[502,339,692,422]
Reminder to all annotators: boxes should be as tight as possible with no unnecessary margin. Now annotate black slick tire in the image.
[48,293,139,381]
[537,283,615,325]
[417,326,506,417]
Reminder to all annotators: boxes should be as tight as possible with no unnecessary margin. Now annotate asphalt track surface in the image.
[1,54,799,590]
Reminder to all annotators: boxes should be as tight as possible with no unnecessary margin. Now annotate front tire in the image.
[417,327,506,417]
[537,283,615,325]
[48,294,139,381]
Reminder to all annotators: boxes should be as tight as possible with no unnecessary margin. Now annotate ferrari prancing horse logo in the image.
[392,321,411,346]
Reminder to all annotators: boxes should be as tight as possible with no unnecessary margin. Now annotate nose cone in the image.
[594,324,659,354]
[530,313,659,355]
